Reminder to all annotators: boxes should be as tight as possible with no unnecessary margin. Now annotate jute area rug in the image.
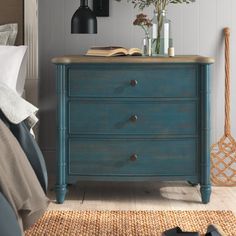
[25,211,236,236]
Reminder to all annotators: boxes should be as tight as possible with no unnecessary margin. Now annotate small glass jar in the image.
[142,35,152,56]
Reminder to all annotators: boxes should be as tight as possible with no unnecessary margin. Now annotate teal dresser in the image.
[52,56,214,204]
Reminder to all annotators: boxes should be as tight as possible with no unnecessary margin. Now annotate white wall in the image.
[38,0,236,172]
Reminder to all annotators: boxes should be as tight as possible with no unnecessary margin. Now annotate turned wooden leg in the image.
[200,185,211,204]
[55,184,67,204]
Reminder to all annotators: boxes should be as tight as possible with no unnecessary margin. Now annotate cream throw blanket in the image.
[0,119,49,234]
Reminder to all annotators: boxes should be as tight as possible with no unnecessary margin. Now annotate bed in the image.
[0,1,48,235]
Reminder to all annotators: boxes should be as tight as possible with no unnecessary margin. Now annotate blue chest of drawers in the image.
[52,56,214,204]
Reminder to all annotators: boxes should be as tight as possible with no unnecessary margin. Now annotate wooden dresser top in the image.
[52,55,214,65]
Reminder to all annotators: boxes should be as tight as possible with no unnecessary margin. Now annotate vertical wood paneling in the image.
[111,1,134,48]
[168,4,184,55]
[214,0,232,142]
[38,0,236,173]
[231,0,236,137]
[198,0,218,143]
[94,18,115,46]
[94,3,116,47]
[38,0,66,153]
[181,1,199,55]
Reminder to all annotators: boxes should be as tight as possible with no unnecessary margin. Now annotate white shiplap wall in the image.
[38,0,236,170]
[65,0,236,143]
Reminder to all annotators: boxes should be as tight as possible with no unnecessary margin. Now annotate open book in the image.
[86,46,142,57]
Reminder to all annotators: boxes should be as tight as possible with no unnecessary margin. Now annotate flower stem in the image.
[141,25,149,38]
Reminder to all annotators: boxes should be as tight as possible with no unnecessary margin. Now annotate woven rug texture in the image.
[25,210,236,236]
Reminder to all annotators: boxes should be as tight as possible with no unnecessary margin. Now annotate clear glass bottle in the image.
[159,10,172,56]
[151,10,158,56]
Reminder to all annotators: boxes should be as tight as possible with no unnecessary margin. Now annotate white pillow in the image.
[0,23,18,45]
[0,46,28,96]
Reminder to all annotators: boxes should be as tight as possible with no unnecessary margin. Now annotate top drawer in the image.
[67,64,198,98]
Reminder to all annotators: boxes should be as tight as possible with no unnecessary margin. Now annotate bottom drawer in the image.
[68,138,198,176]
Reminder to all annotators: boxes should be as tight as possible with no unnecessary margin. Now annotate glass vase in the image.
[151,10,158,55]
[152,10,173,56]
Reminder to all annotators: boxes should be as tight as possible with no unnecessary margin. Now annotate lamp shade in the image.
[71,0,97,34]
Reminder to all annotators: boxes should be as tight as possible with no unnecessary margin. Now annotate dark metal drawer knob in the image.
[130,80,138,87]
[129,115,138,122]
[130,154,138,161]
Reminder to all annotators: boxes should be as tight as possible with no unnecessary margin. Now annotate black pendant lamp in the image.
[71,0,97,34]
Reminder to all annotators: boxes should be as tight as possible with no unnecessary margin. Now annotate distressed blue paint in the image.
[54,60,212,204]
[68,64,198,98]
[55,65,67,204]
[69,100,198,135]
[67,175,199,183]
[68,138,198,176]
[200,64,212,204]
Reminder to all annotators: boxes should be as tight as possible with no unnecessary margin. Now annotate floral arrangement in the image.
[116,0,195,12]
[133,13,152,37]
[116,0,196,55]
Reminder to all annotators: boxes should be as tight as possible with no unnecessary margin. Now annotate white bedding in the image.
[0,45,27,96]
[0,82,38,129]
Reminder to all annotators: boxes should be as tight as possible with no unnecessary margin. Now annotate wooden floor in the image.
[48,179,236,214]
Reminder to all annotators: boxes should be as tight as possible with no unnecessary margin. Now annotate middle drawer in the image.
[68,100,198,135]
